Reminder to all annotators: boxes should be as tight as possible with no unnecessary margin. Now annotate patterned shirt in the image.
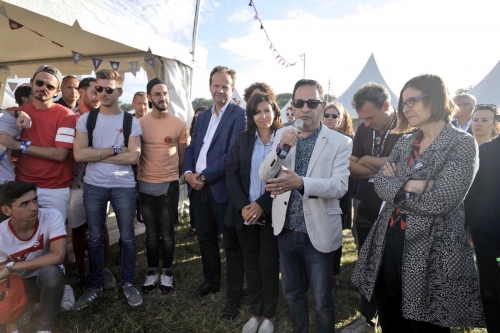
[284,124,322,233]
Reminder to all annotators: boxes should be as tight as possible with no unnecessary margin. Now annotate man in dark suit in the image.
[183,66,246,320]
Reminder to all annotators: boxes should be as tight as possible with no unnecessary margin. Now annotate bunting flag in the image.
[52,41,63,47]
[109,61,120,70]
[72,51,83,65]
[0,5,8,18]
[8,19,22,30]
[253,14,259,20]
[145,57,155,68]
[29,29,43,37]
[248,1,253,6]
[129,61,139,76]
[8,82,18,92]
[92,57,103,71]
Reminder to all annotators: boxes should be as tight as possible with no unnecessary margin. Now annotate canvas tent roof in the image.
[468,59,500,105]
[0,0,208,122]
[333,54,399,118]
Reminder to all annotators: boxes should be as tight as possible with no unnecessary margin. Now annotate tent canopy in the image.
[333,54,399,118]
[468,59,500,105]
[0,0,207,122]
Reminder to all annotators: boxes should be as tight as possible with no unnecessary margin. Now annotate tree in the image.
[192,97,213,110]
[323,94,336,103]
[276,93,292,109]
[118,101,133,111]
[455,85,474,95]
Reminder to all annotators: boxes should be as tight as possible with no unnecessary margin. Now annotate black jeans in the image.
[190,185,244,299]
[355,213,378,321]
[236,222,279,318]
[470,220,500,332]
[375,226,450,333]
[23,265,64,331]
[139,181,179,271]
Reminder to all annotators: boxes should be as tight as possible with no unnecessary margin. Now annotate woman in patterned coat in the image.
[352,74,484,332]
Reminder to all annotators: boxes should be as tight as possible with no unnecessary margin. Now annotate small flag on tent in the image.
[248,1,253,6]
[8,19,23,30]
[92,57,103,71]
[8,82,18,92]
[52,41,64,47]
[129,61,139,76]
[110,61,120,70]
[260,24,263,29]
[0,5,8,18]
[145,57,155,68]
[72,51,83,65]
[253,14,259,20]
[29,29,44,37]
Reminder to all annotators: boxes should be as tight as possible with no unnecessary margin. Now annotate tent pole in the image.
[190,0,202,97]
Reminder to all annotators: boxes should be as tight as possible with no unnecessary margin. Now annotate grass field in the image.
[17,218,486,332]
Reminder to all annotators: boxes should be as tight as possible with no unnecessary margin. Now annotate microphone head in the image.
[293,119,304,133]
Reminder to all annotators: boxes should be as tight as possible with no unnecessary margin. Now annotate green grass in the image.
[18,219,486,332]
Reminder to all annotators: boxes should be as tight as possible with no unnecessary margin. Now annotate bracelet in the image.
[275,143,282,157]
[20,139,31,154]
[112,145,118,155]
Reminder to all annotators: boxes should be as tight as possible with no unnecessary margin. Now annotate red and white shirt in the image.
[0,208,67,278]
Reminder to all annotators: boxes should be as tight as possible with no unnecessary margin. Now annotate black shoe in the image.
[221,299,241,321]
[190,282,219,298]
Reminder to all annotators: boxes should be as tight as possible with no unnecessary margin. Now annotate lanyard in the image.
[371,115,397,157]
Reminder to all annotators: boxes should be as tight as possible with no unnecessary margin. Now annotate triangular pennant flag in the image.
[8,19,23,30]
[129,61,139,76]
[72,51,83,65]
[248,1,253,6]
[0,5,8,18]
[290,62,297,67]
[282,62,286,67]
[145,57,155,68]
[269,43,273,50]
[29,29,44,37]
[253,14,259,20]
[260,24,263,29]
[275,55,280,59]
[8,82,18,92]
[52,41,63,47]
[92,57,103,71]
[109,61,120,70]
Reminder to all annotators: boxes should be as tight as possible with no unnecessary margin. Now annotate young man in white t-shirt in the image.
[0,181,67,333]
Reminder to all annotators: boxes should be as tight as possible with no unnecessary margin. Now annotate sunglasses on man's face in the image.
[323,113,339,119]
[95,86,122,94]
[34,79,56,91]
[292,99,322,109]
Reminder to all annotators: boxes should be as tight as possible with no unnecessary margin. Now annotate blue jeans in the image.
[83,183,137,288]
[139,181,179,271]
[278,228,335,333]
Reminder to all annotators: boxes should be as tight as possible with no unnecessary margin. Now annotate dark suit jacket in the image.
[451,119,473,134]
[224,131,273,230]
[465,136,500,227]
[184,101,246,203]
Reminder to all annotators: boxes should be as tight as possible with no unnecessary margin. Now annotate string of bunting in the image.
[0,4,156,91]
[248,0,302,68]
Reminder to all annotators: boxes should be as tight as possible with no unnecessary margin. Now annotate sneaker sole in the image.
[127,298,143,307]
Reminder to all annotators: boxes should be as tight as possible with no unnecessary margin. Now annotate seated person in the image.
[0,181,66,333]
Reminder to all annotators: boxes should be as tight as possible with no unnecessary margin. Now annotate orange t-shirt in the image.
[138,112,190,183]
[16,103,76,188]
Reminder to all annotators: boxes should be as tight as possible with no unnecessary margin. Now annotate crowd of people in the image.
[0,63,498,333]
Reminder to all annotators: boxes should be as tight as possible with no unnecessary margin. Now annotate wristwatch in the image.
[199,174,206,182]
[6,262,15,273]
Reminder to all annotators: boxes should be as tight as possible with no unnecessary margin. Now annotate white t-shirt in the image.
[76,111,142,188]
[0,208,67,278]
[0,110,21,183]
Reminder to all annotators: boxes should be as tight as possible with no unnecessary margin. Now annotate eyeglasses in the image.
[324,113,339,119]
[95,86,122,94]
[474,104,497,112]
[402,94,429,108]
[34,79,56,91]
[292,99,323,109]
[286,113,293,116]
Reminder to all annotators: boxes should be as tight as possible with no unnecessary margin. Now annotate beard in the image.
[152,100,168,111]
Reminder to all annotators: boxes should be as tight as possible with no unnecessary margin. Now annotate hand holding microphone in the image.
[279,119,303,159]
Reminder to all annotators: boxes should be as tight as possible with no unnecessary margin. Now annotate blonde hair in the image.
[324,102,354,136]
[95,69,123,88]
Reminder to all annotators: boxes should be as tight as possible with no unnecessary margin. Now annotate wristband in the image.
[0,152,6,161]
[276,143,282,157]
[112,145,118,155]
[20,139,31,154]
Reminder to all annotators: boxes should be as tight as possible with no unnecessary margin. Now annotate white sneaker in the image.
[242,317,263,333]
[142,272,159,293]
[159,274,173,294]
[258,319,274,333]
[340,315,375,333]
[60,284,75,311]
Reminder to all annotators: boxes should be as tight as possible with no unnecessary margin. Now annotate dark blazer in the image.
[224,131,273,230]
[184,101,246,203]
[465,136,500,226]
[451,119,473,134]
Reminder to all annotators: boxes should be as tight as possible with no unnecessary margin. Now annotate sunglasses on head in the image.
[474,104,497,112]
[324,113,339,119]
[34,79,56,91]
[292,99,322,109]
[95,86,122,94]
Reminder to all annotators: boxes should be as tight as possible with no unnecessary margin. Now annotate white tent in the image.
[280,98,292,123]
[333,54,399,118]
[0,0,208,122]
[468,59,500,105]
[1,89,16,108]
[232,88,247,108]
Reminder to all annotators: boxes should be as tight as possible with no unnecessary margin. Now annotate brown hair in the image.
[209,66,236,87]
[95,69,123,87]
[473,105,499,139]
[245,93,283,134]
[324,102,354,136]
[243,82,276,103]
[132,91,147,101]
[394,74,456,134]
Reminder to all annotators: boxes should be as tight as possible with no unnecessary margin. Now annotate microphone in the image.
[279,119,303,159]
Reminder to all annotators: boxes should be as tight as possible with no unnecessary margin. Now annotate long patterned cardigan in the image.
[352,123,485,327]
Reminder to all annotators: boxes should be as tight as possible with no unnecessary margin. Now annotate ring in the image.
[279,187,282,191]
[253,214,256,218]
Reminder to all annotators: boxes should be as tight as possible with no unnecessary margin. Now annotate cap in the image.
[146,78,165,95]
[33,65,63,84]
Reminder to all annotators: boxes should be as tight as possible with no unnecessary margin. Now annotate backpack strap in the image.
[86,108,99,148]
[122,111,133,148]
